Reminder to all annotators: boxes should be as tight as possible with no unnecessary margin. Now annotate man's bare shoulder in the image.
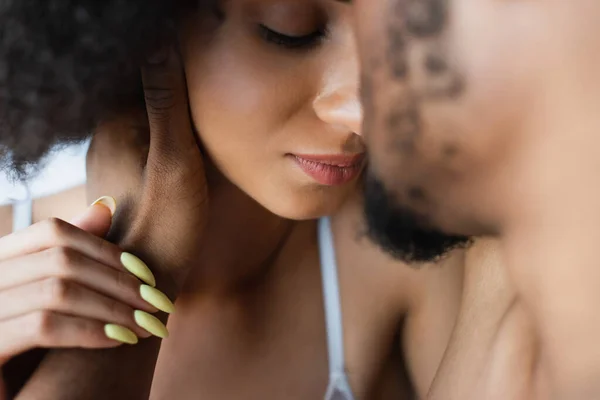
[331,192,465,396]
[429,238,543,400]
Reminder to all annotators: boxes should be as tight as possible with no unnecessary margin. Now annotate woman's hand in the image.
[86,47,208,296]
[0,202,176,371]
[7,45,207,400]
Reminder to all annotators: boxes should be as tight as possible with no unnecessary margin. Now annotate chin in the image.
[261,192,347,221]
[362,171,472,263]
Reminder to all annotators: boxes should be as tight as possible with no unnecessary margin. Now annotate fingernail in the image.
[134,310,169,339]
[140,285,175,314]
[120,253,156,287]
[104,324,138,344]
[91,196,117,216]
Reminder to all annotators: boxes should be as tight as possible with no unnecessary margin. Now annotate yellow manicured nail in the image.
[104,324,138,344]
[121,253,156,287]
[134,310,169,339]
[140,285,175,314]
[91,196,117,216]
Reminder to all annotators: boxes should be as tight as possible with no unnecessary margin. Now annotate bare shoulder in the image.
[428,238,540,400]
[331,191,465,309]
[331,192,466,396]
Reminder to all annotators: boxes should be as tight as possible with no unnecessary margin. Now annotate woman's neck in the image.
[182,159,296,295]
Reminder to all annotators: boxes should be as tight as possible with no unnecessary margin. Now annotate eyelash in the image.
[258,24,327,50]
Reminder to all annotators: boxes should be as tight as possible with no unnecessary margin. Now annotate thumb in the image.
[70,196,116,238]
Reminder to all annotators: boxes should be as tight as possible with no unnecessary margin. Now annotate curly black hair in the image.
[0,0,180,177]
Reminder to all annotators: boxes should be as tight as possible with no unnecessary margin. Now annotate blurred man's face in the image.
[354,0,599,243]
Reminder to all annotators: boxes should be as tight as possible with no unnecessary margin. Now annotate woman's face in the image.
[179,0,362,220]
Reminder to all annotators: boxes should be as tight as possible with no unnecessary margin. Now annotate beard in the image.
[363,172,471,264]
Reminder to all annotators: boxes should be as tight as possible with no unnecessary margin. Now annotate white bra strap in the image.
[318,217,347,378]
[324,373,354,400]
[12,186,33,232]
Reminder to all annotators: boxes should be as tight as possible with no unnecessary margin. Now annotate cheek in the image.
[447,0,546,161]
[178,41,285,208]
[182,29,325,147]
[185,47,278,142]
[182,34,310,175]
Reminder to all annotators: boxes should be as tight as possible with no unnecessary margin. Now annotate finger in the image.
[0,311,126,363]
[0,248,162,314]
[70,196,116,238]
[0,278,154,338]
[142,45,198,176]
[0,218,159,292]
[0,218,122,269]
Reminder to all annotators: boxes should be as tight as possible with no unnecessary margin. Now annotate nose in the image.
[312,31,363,136]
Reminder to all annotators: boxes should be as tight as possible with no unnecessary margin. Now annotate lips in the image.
[290,153,365,186]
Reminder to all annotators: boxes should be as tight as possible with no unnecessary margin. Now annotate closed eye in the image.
[258,24,327,50]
